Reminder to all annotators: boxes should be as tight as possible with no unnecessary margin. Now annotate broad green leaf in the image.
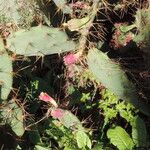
[131,117,147,147]
[67,16,90,31]
[0,0,20,22]
[76,130,87,148]
[92,143,103,150]
[64,147,73,150]
[29,129,41,144]
[86,134,92,149]
[107,126,134,150]
[34,145,49,150]
[92,143,114,150]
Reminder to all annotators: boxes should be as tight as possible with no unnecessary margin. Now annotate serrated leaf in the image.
[107,126,134,150]
[131,117,147,147]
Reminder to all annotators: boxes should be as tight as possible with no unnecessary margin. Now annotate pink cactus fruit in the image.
[63,53,78,65]
[39,92,58,108]
[51,108,64,119]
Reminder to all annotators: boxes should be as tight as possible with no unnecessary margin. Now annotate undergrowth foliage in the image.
[0,0,150,149]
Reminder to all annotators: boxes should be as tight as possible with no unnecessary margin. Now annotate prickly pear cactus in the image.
[0,39,13,100]
[133,6,150,68]
[0,0,36,27]
[87,48,150,116]
[134,6,150,32]
[0,100,25,136]
[7,25,77,56]
[0,0,20,22]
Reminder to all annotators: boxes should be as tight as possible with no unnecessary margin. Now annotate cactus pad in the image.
[87,48,150,116]
[0,40,13,100]
[0,100,25,136]
[7,25,77,56]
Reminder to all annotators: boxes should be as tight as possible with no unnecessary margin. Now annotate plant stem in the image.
[78,0,101,56]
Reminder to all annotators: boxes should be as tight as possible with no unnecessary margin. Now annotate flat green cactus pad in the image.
[0,0,20,22]
[0,40,13,100]
[87,48,137,101]
[87,48,150,116]
[0,100,25,136]
[7,25,77,56]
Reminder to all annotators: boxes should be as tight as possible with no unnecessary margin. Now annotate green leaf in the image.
[76,131,86,148]
[76,130,91,149]
[131,117,147,147]
[34,145,49,150]
[86,135,92,149]
[92,143,103,150]
[92,142,114,150]
[67,16,90,31]
[64,147,74,150]
[107,126,134,150]
[29,129,41,144]
[119,24,136,33]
